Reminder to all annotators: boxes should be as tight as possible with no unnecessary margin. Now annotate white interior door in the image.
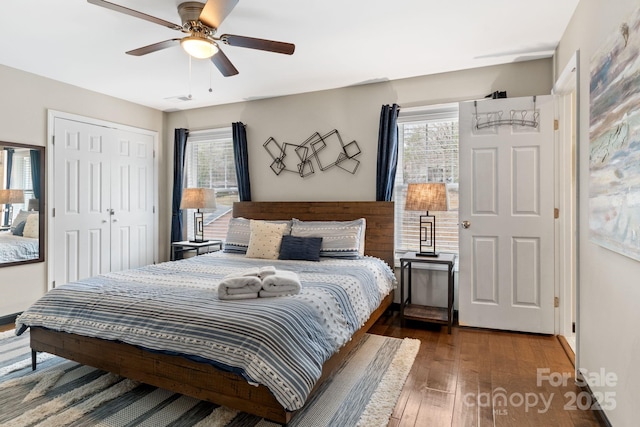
[110,130,155,272]
[53,118,112,284]
[52,115,156,286]
[458,95,555,334]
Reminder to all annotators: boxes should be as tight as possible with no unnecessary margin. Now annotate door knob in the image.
[462,220,471,229]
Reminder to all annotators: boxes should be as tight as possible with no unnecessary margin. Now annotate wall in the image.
[166,59,552,202]
[0,64,164,318]
[0,58,552,318]
[166,59,553,308]
[556,0,640,424]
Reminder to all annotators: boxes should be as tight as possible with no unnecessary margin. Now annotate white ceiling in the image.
[0,0,579,112]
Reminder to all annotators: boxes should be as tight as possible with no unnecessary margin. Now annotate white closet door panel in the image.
[54,118,111,285]
[110,130,155,272]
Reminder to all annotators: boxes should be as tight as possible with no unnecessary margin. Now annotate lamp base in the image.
[416,251,439,257]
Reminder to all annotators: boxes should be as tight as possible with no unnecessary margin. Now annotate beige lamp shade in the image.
[180,188,217,210]
[405,183,449,212]
[0,189,24,204]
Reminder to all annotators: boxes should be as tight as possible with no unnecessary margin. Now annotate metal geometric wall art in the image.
[263,129,361,177]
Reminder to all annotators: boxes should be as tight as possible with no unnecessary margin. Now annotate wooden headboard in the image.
[233,201,394,267]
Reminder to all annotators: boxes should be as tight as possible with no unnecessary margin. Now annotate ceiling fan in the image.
[87,0,295,77]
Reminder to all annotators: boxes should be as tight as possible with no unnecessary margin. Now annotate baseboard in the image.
[0,312,20,327]
[557,335,575,367]
[575,370,613,427]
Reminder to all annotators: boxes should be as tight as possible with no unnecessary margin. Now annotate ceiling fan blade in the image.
[211,49,239,77]
[220,34,295,55]
[87,0,183,31]
[126,39,181,56]
[199,0,239,29]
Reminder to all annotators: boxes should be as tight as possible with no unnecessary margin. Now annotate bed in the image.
[0,230,39,263]
[16,201,395,424]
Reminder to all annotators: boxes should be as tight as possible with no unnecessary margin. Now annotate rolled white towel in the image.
[218,274,262,300]
[258,265,277,278]
[259,270,301,298]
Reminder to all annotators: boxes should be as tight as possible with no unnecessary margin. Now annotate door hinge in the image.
[52,208,56,218]
[572,322,576,333]
[153,206,155,214]
[52,135,55,145]
[153,150,156,158]
[554,208,559,219]
[554,296,560,308]
[554,119,559,130]
[52,281,56,288]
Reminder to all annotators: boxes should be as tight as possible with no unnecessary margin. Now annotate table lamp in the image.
[180,188,216,243]
[405,183,448,257]
[0,189,24,226]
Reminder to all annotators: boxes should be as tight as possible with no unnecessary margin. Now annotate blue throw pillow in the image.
[12,220,27,236]
[278,235,323,262]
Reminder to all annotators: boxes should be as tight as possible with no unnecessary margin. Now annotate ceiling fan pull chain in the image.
[209,66,213,93]
[188,55,193,99]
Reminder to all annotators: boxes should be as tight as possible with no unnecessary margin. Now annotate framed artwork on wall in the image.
[589,4,640,261]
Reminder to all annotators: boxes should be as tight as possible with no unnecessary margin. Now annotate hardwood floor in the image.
[370,309,606,427]
[1,312,606,426]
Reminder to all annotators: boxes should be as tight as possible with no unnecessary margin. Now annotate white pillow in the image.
[23,214,39,238]
[290,218,366,258]
[245,220,288,260]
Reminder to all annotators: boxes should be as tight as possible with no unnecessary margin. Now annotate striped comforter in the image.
[15,252,395,411]
[0,232,39,262]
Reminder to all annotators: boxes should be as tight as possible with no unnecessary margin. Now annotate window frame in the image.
[394,103,460,263]
[183,127,237,241]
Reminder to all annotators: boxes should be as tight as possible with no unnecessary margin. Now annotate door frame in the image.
[46,110,159,290]
[552,51,580,355]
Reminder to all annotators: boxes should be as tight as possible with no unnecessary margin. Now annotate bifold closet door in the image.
[53,118,112,284]
[53,118,155,285]
[110,130,154,272]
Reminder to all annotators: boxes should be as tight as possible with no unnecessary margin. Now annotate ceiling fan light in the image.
[181,36,218,59]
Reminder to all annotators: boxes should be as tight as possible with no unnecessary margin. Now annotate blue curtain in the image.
[170,128,189,243]
[29,149,41,202]
[232,122,251,201]
[376,104,400,201]
[3,148,14,225]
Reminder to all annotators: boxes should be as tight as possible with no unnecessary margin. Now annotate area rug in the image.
[0,330,419,427]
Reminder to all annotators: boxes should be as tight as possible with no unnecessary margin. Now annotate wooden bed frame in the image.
[30,201,395,425]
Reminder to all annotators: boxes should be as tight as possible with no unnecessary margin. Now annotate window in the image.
[184,128,238,241]
[6,150,33,216]
[394,104,459,258]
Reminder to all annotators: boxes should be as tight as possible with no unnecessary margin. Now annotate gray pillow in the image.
[11,210,31,233]
[12,220,27,236]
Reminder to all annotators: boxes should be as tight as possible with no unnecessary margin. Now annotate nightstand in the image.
[400,252,456,333]
[171,240,223,261]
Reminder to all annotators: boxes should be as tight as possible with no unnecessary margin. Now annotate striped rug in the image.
[0,330,419,427]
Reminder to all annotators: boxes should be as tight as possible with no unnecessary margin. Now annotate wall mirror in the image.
[0,141,44,267]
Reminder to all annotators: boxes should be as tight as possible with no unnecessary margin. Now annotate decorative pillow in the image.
[22,214,39,239]
[278,235,323,262]
[11,210,31,233]
[290,218,366,259]
[245,220,289,259]
[12,220,27,236]
[224,217,292,254]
